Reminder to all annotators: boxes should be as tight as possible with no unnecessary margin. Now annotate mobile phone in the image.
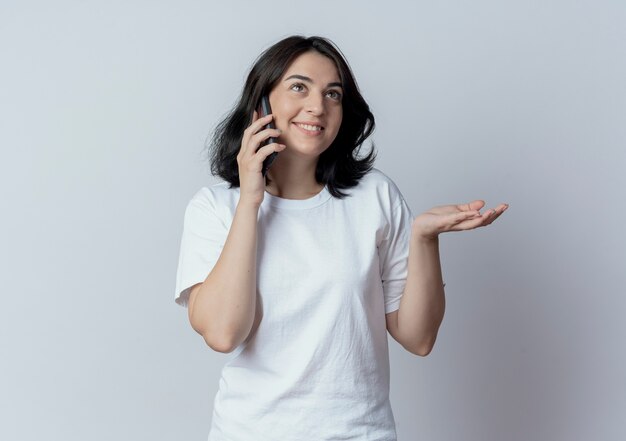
[256,95,278,177]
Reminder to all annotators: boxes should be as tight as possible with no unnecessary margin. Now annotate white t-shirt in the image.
[175,167,414,441]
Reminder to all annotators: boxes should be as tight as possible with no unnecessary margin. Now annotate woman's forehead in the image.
[281,51,341,84]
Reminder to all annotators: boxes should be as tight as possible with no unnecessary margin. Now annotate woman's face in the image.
[268,51,343,159]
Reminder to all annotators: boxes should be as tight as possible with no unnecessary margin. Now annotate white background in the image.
[1,1,625,440]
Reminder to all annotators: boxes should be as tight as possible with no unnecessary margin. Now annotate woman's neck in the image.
[264,155,323,200]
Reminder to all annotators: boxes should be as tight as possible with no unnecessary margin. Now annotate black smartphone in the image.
[256,95,278,177]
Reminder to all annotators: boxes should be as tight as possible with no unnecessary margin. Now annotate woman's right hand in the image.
[237,111,286,207]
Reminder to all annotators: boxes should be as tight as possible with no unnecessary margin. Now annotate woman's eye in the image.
[290,83,304,92]
[326,90,342,100]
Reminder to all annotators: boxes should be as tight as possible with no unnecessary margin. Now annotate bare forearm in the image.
[396,199,508,354]
[397,233,446,355]
[190,200,259,351]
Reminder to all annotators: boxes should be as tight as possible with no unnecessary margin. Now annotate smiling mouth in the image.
[294,123,324,132]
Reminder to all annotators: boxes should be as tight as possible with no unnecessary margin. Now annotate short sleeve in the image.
[378,197,414,314]
[174,188,228,308]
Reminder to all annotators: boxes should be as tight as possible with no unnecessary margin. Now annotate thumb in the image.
[468,200,485,211]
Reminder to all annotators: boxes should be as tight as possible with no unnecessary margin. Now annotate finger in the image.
[250,128,283,152]
[449,208,496,229]
[447,203,508,231]
[468,206,504,228]
[470,200,486,211]
[457,211,488,227]
[451,210,482,223]
[482,204,508,219]
[451,216,489,231]
[434,211,482,232]
[456,200,485,212]
[482,209,498,226]
[428,205,462,215]
[255,142,286,160]
[241,112,257,154]
[240,142,284,172]
[483,204,508,225]
[241,114,275,154]
[247,113,274,135]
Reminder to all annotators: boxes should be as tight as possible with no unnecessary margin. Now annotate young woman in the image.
[175,35,507,441]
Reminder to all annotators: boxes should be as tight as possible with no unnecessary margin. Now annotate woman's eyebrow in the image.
[284,74,342,89]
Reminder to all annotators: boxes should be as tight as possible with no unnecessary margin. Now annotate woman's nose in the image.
[305,93,324,115]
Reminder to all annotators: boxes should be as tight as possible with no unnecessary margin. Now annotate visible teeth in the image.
[296,123,322,131]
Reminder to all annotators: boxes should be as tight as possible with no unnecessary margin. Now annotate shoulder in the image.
[183,181,239,226]
[361,167,401,188]
[356,167,408,209]
[187,180,238,210]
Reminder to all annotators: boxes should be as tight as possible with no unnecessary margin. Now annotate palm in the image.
[413,200,508,240]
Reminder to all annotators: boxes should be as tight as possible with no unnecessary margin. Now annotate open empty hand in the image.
[412,200,508,240]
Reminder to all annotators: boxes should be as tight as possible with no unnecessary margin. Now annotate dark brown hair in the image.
[207,35,376,198]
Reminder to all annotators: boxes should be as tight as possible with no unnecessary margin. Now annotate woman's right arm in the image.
[186,111,285,353]
[187,200,261,353]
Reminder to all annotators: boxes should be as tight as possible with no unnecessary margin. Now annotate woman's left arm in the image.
[392,200,508,356]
